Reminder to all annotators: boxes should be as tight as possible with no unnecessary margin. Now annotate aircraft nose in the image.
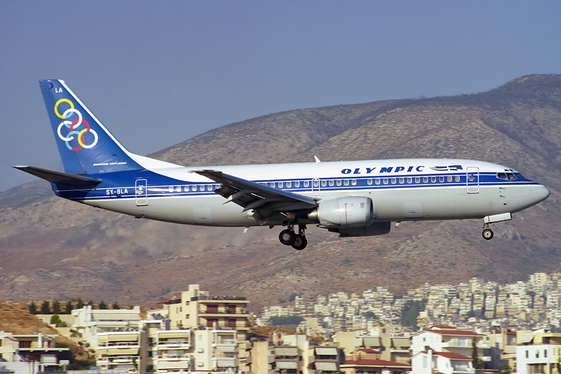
[530,184,550,204]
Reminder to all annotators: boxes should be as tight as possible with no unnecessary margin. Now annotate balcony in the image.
[213,357,238,368]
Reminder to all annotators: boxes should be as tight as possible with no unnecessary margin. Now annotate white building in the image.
[516,345,561,374]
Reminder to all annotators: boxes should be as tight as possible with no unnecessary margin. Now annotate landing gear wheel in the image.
[279,229,296,245]
[292,235,308,250]
[482,228,494,240]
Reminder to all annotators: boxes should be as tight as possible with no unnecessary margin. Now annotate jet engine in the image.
[314,196,375,227]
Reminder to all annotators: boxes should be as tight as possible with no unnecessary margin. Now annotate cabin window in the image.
[407,177,412,184]
[294,181,300,188]
[344,179,350,186]
[423,177,428,183]
[391,178,396,184]
[321,180,327,187]
[367,179,373,185]
[431,177,436,183]
[399,178,404,184]
[415,177,420,183]
[329,180,334,187]
[439,176,444,182]
[313,180,319,188]
[278,181,284,188]
[184,186,189,192]
[455,175,461,182]
[383,178,389,185]
[304,181,310,188]
[199,185,205,191]
[375,179,381,185]
[286,181,292,188]
[336,180,342,186]
[351,179,357,186]
[447,176,453,182]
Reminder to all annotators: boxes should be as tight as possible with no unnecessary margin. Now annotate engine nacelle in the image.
[316,197,374,227]
[329,221,391,237]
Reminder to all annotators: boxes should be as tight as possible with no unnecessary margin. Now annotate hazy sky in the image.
[1,1,560,191]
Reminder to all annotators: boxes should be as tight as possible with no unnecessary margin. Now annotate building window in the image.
[19,341,31,348]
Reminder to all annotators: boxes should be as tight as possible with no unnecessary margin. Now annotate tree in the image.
[50,314,62,326]
[472,338,483,369]
[269,316,304,326]
[400,299,427,330]
[76,299,84,309]
[41,301,51,314]
[52,300,61,314]
[66,300,74,314]
[362,311,378,320]
[99,301,108,310]
[112,302,120,310]
[29,301,37,315]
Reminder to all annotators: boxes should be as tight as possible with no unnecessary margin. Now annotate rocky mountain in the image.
[1,74,561,312]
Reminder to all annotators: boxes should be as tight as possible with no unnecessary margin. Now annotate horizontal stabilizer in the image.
[13,166,101,188]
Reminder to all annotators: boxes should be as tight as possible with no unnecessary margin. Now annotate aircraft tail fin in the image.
[39,79,142,175]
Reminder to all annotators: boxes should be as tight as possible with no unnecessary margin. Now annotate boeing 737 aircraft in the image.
[14,80,550,250]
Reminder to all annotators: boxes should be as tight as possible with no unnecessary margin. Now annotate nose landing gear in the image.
[279,224,308,250]
[482,223,494,240]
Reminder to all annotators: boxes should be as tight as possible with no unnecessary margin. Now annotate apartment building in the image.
[167,284,249,341]
[96,331,141,371]
[0,331,69,373]
[247,333,343,374]
[411,349,474,374]
[410,326,484,374]
[516,330,561,374]
[72,305,141,348]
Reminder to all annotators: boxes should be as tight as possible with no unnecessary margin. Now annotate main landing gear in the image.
[279,224,308,250]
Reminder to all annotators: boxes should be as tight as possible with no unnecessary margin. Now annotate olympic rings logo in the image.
[54,99,98,151]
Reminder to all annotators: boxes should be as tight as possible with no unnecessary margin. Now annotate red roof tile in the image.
[427,329,481,336]
[433,352,471,359]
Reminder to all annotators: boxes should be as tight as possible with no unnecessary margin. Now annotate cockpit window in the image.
[497,171,524,181]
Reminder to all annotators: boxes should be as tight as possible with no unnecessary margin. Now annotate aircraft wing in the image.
[192,170,317,213]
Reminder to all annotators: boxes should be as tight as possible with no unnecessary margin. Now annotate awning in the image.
[315,362,338,371]
[363,337,381,347]
[275,347,298,356]
[158,331,191,339]
[316,347,338,355]
[519,335,534,344]
[276,362,298,369]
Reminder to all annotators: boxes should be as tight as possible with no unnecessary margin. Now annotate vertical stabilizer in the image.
[39,79,141,175]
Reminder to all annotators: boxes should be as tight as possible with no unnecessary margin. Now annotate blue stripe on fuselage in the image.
[51,170,540,202]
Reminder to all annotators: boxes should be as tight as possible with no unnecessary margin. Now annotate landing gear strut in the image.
[279,224,308,250]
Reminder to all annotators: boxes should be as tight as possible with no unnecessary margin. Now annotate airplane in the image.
[14,79,550,250]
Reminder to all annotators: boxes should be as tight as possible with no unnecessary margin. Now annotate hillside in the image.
[1,74,560,312]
